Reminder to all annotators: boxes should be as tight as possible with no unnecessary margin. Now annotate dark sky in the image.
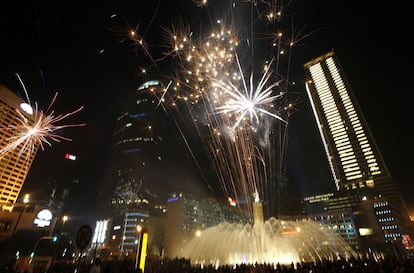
[0,1,412,232]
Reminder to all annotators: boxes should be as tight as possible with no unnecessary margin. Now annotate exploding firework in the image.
[158,1,304,220]
[121,0,308,220]
[0,91,86,165]
[116,1,356,267]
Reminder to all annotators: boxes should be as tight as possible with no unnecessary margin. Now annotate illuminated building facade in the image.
[91,218,111,255]
[0,86,39,212]
[303,191,414,255]
[303,52,413,255]
[119,212,149,256]
[359,197,414,256]
[303,51,407,213]
[309,211,359,251]
[303,192,369,252]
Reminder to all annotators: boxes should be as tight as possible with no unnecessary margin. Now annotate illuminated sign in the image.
[139,232,148,271]
[65,153,77,160]
[93,219,109,244]
[303,193,334,203]
[282,228,300,236]
[34,209,53,227]
[167,197,179,202]
[359,228,373,236]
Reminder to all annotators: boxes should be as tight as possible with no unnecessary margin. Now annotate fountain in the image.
[180,194,357,266]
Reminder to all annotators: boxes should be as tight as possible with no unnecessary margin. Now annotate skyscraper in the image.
[99,79,173,257]
[303,51,407,214]
[100,80,169,216]
[303,52,414,255]
[0,85,39,211]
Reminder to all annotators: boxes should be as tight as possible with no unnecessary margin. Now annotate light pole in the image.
[135,224,142,270]
[61,215,68,235]
[12,194,30,234]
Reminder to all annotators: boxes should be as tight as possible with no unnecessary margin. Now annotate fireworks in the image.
[213,55,287,132]
[122,0,307,220]
[0,91,86,162]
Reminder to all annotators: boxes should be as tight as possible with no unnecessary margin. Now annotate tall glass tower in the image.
[99,79,169,257]
[100,80,169,216]
[303,51,407,214]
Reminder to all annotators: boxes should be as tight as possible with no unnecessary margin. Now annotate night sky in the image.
[0,1,411,234]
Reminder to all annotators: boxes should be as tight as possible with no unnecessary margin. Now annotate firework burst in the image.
[0,92,86,162]
[213,54,287,132]
[122,0,308,220]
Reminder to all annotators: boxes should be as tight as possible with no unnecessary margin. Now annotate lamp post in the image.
[61,215,68,234]
[12,194,30,234]
[135,224,142,270]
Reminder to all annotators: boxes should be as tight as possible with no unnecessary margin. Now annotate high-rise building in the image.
[303,51,407,213]
[0,85,39,212]
[100,79,175,257]
[303,52,413,255]
[100,79,169,216]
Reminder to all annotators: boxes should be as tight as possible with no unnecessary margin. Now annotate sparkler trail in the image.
[15,73,31,106]
[109,0,163,73]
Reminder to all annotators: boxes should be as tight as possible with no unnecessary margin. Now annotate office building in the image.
[308,211,359,251]
[303,51,407,213]
[119,212,149,256]
[303,192,377,253]
[100,79,177,257]
[0,85,39,212]
[303,51,412,255]
[100,80,169,215]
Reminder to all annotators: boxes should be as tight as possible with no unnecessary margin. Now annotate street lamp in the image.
[12,194,30,234]
[135,225,142,270]
[23,194,30,204]
[62,215,68,229]
[60,215,68,236]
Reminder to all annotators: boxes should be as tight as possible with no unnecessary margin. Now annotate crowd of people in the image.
[2,254,414,273]
[39,255,414,273]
